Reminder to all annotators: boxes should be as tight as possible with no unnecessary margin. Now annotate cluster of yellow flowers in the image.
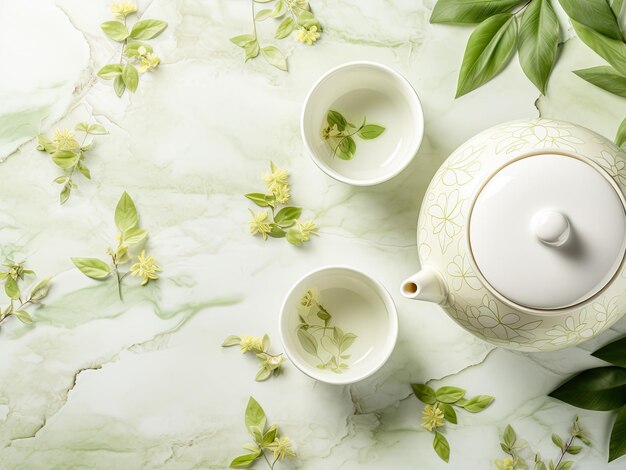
[295,25,321,45]
[110,1,137,19]
[129,250,161,285]
[421,403,445,432]
[135,45,161,74]
[52,128,80,150]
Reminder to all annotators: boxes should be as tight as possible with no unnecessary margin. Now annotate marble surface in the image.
[0,0,625,468]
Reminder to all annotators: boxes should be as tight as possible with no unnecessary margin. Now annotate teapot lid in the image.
[469,153,626,310]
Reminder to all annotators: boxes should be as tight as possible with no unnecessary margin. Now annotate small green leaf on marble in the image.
[229,450,261,468]
[230,34,256,47]
[14,310,33,324]
[261,46,287,71]
[462,394,494,412]
[593,335,626,367]
[123,227,148,245]
[436,386,467,404]
[411,384,437,405]
[122,63,139,92]
[113,75,126,97]
[574,66,626,99]
[97,63,123,80]
[28,277,51,303]
[433,431,450,462]
[71,258,111,280]
[101,20,129,42]
[440,403,458,424]
[129,19,168,40]
[274,206,302,226]
[115,192,139,233]
[430,0,523,24]
[245,396,267,436]
[4,276,19,300]
[275,17,295,39]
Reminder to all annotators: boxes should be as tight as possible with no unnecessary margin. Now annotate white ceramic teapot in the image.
[401,118,626,351]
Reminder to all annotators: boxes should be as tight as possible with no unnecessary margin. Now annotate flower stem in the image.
[261,450,274,469]
[251,0,258,40]
[554,434,576,468]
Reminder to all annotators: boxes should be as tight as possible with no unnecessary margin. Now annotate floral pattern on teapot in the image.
[415,119,626,351]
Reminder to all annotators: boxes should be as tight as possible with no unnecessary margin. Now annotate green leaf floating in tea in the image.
[321,110,385,160]
[296,287,357,373]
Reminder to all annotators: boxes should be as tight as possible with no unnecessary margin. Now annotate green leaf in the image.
[230,34,256,47]
[593,336,626,367]
[430,0,525,24]
[222,335,241,347]
[411,384,437,404]
[60,183,71,204]
[51,150,78,169]
[129,19,168,40]
[101,21,129,42]
[14,310,33,324]
[255,9,273,20]
[558,0,623,41]
[503,424,517,448]
[611,0,624,16]
[555,461,574,470]
[436,386,466,404]
[261,46,287,71]
[123,227,147,245]
[340,333,356,353]
[552,433,564,448]
[97,63,123,80]
[4,276,19,300]
[549,366,626,411]
[87,124,107,135]
[36,134,56,153]
[358,124,385,140]
[75,122,89,132]
[286,227,304,245]
[609,404,626,462]
[327,110,347,131]
[433,431,450,463]
[115,192,139,232]
[261,424,278,446]
[244,396,266,436]
[296,10,319,28]
[244,40,260,61]
[571,20,626,77]
[566,445,582,454]
[297,327,318,356]
[229,450,261,468]
[77,162,91,179]
[456,13,517,98]
[255,367,271,381]
[28,277,51,303]
[275,17,295,39]
[125,41,153,57]
[616,119,626,149]
[113,75,126,97]
[274,207,302,225]
[268,224,286,238]
[574,66,626,98]
[122,64,139,93]
[440,403,458,424]
[462,395,494,412]
[336,136,356,160]
[518,0,559,94]
[71,258,111,280]
[245,193,271,207]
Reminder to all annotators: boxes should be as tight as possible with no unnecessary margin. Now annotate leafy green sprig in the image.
[245,162,318,246]
[222,334,287,381]
[549,335,626,462]
[72,192,161,300]
[230,0,322,71]
[98,2,167,96]
[36,122,107,204]
[411,383,495,463]
[496,417,590,470]
[296,287,357,373]
[229,397,296,469]
[429,0,625,97]
[321,110,385,160]
[0,260,51,326]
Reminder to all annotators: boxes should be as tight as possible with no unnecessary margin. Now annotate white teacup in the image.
[279,266,398,384]
[301,61,424,186]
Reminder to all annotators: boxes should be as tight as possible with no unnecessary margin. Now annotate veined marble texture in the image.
[0,0,625,468]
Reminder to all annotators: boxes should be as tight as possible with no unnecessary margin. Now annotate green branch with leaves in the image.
[72,192,161,300]
[230,0,322,71]
[411,383,494,463]
[0,260,51,327]
[222,334,287,381]
[98,2,167,96]
[549,335,626,463]
[496,417,590,470]
[229,397,295,469]
[36,122,107,204]
[321,110,385,161]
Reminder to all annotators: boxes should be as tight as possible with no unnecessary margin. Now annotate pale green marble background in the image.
[0,0,625,469]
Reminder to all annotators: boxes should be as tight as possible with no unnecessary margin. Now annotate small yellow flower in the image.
[110,1,137,19]
[295,25,320,45]
[421,403,444,432]
[494,458,516,470]
[138,52,160,73]
[249,210,272,240]
[130,250,161,285]
[297,220,318,242]
[262,163,289,192]
[299,287,319,309]
[52,128,79,150]
[265,436,296,460]
[240,335,263,353]
[272,183,291,204]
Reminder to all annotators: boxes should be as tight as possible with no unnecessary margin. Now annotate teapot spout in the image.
[401,268,447,304]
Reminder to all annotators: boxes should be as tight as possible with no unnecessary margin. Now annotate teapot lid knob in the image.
[533,210,570,247]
